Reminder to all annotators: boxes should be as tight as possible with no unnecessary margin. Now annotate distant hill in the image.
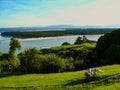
[0,24,120,32]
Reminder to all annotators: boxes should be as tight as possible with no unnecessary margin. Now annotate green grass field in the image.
[0,64,120,90]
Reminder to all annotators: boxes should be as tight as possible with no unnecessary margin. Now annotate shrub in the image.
[0,52,3,56]
[74,59,86,70]
[64,57,75,71]
[8,56,20,72]
[18,48,41,73]
[39,54,66,73]
[19,48,69,73]
[61,42,71,46]
[0,60,9,72]
[0,53,20,72]
[19,47,75,73]
[0,61,3,72]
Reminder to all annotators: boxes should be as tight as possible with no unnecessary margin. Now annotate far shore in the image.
[15,34,102,41]
[15,35,80,41]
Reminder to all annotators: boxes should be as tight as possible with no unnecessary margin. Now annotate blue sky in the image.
[0,0,120,27]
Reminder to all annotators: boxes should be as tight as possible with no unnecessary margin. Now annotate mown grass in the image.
[0,64,120,90]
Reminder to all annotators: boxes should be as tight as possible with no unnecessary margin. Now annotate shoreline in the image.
[15,34,102,41]
[15,35,80,41]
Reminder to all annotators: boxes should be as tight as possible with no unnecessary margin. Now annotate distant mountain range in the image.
[0,24,120,32]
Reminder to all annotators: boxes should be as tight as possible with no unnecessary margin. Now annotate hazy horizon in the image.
[0,0,120,28]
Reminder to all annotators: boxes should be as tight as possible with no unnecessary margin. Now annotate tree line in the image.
[1,29,114,38]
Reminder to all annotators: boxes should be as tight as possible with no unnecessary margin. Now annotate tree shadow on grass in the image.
[0,72,27,78]
[64,73,120,86]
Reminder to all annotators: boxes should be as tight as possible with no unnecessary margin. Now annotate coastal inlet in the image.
[0,35,101,54]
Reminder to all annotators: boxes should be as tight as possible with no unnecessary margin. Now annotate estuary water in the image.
[0,35,102,53]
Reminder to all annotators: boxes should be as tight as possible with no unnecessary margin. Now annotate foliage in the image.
[84,49,98,67]
[18,48,74,73]
[74,35,96,44]
[2,29,114,38]
[41,43,96,58]
[8,38,21,71]
[38,54,66,73]
[41,43,96,70]
[9,38,21,56]
[74,59,86,70]
[96,29,120,65]
[0,55,20,72]
[18,48,41,73]
[1,37,97,73]
[74,36,83,44]
[104,44,120,64]
[0,52,3,57]
[0,38,21,72]
[95,33,111,59]
[61,42,71,45]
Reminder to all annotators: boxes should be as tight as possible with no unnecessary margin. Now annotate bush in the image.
[84,50,98,67]
[19,47,75,73]
[61,42,71,46]
[74,59,86,70]
[0,60,9,72]
[18,48,41,73]
[0,52,3,56]
[39,54,65,73]
[0,61,4,72]
[8,56,20,72]
[0,53,20,72]
[64,57,75,71]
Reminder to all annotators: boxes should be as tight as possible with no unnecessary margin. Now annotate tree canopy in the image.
[96,29,120,64]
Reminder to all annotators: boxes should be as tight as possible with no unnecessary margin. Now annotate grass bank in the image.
[0,64,120,90]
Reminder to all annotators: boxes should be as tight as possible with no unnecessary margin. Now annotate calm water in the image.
[0,35,102,53]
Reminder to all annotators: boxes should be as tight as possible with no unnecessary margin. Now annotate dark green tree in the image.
[8,38,21,71]
[83,35,88,42]
[96,29,120,65]
[9,38,21,56]
[74,36,83,44]
[61,42,71,46]
[18,48,41,72]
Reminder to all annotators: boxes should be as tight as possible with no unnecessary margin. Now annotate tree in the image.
[95,29,120,65]
[61,42,71,46]
[18,48,40,72]
[9,38,21,56]
[74,36,83,44]
[83,35,88,42]
[8,38,21,71]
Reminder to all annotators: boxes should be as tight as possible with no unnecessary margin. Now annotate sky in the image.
[0,0,120,27]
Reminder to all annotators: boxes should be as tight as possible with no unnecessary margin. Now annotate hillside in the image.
[0,64,120,90]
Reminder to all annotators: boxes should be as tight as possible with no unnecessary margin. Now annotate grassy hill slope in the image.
[0,64,120,90]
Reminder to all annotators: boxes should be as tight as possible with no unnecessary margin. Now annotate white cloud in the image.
[52,0,120,26]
